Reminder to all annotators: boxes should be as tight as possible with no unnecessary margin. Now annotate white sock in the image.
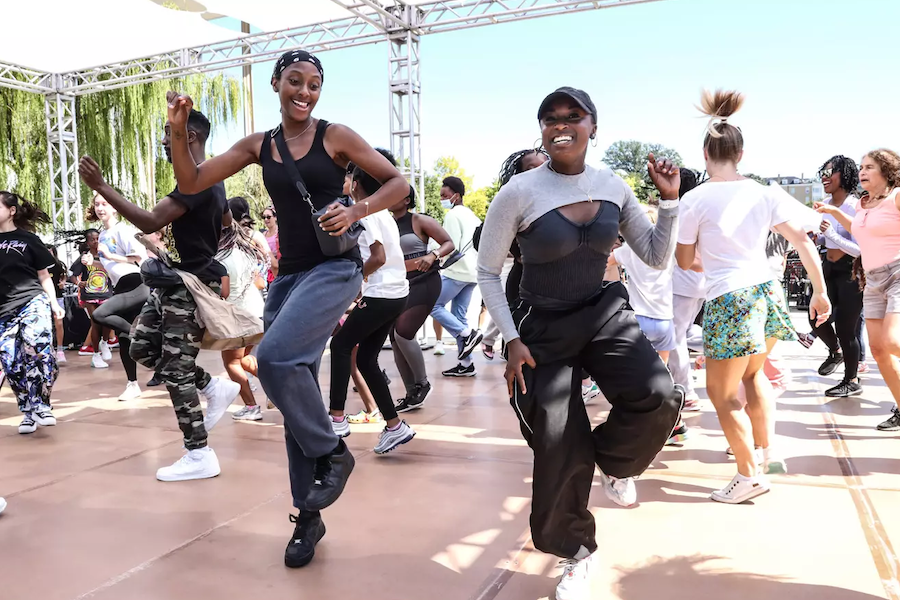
[461,328,472,338]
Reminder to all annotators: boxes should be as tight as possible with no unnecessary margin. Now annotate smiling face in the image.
[859,156,887,195]
[821,163,840,195]
[539,99,596,168]
[86,231,100,252]
[92,195,116,222]
[273,62,321,123]
[262,209,276,229]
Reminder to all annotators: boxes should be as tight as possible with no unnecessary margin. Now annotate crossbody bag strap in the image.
[271,126,315,212]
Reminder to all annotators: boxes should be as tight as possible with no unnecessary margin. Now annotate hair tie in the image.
[706,115,729,138]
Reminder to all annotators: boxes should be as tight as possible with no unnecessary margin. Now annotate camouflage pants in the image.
[0,294,58,413]
[130,283,213,450]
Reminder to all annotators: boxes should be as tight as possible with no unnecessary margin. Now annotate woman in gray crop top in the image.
[476,86,684,597]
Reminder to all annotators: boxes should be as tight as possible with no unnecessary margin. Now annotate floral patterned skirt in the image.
[703,280,796,360]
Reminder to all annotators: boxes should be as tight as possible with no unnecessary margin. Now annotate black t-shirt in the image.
[165,182,228,283]
[70,255,113,302]
[0,230,56,317]
[49,261,66,299]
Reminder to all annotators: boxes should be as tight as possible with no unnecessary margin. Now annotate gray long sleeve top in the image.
[476,162,678,343]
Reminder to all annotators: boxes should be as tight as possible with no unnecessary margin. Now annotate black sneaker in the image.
[818,352,844,376]
[284,511,326,568]
[825,379,863,398]
[458,330,484,360]
[442,363,476,378]
[395,381,431,413]
[305,439,355,511]
[147,373,163,387]
[877,407,900,431]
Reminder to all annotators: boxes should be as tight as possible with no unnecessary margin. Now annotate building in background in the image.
[765,175,824,206]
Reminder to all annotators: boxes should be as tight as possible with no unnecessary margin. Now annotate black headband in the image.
[273,50,324,83]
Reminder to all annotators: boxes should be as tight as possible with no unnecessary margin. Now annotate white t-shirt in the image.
[98,221,146,287]
[672,267,706,299]
[614,244,674,320]
[359,210,410,300]
[678,180,795,301]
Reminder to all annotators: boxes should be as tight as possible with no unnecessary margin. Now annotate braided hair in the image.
[819,155,859,193]
[498,148,549,188]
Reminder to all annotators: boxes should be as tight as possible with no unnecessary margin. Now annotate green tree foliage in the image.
[224,164,269,217]
[743,173,767,185]
[0,72,240,227]
[603,140,684,201]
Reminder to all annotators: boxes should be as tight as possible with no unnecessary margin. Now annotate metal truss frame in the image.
[0,0,664,232]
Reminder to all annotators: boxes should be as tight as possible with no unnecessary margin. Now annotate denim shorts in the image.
[864,258,900,319]
[703,280,796,360]
[635,315,676,352]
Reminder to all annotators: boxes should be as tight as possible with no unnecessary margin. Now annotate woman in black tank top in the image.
[165,50,408,569]
[388,187,454,411]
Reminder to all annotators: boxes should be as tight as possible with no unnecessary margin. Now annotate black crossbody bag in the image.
[272,126,364,256]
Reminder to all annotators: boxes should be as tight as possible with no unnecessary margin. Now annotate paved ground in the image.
[1,313,898,600]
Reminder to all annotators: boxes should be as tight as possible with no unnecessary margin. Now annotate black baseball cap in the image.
[537,87,597,123]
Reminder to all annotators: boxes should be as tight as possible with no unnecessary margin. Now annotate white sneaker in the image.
[599,471,637,507]
[91,353,109,369]
[156,447,221,482]
[581,382,602,404]
[56,349,66,364]
[710,473,770,504]
[18,414,36,434]
[763,448,787,475]
[118,381,142,401]
[232,405,263,421]
[201,378,241,431]
[0,497,6,515]
[331,417,351,438]
[99,340,112,361]
[33,409,57,427]
[433,341,445,356]
[556,552,594,600]
[374,421,416,454]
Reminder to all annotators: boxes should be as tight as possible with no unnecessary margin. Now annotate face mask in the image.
[440,199,453,209]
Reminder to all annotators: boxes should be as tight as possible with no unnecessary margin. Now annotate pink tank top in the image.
[853,189,900,270]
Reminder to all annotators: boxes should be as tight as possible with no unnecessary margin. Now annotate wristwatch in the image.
[432,249,441,259]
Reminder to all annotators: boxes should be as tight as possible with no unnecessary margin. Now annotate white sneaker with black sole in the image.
[33,410,56,427]
[458,330,484,360]
[331,417,351,438]
[156,447,221,482]
[201,377,241,431]
[374,421,416,454]
[710,473,770,504]
[442,363,476,378]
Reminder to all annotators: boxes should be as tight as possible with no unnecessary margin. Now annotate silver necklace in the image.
[548,162,594,202]
[284,119,315,142]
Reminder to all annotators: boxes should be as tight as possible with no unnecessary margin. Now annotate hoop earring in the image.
[533,138,543,151]
[590,136,598,148]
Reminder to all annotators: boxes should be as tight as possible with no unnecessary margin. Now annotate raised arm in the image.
[79,156,187,233]
[618,154,680,269]
[166,92,262,194]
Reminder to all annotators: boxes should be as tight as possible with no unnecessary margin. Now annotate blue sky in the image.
[205,0,898,188]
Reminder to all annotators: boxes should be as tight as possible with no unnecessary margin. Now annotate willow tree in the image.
[0,72,240,222]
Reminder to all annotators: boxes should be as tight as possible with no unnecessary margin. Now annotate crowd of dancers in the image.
[1,49,900,600]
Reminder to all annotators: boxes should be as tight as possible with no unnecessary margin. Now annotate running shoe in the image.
[285,512,326,569]
[374,421,416,454]
[156,447,221,482]
[598,471,637,507]
[858,362,870,374]
[818,352,844,376]
[433,341,445,356]
[233,405,263,421]
[18,414,36,434]
[710,474,770,504]
[395,381,432,412]
[305,439,355,511]
[91,354,108,369]
[99,340,112,361]
[56,349,66,364]
[555,552,594,600]
[877,407,900,431]
[666,423,689,446]
[796,332,816,349]
[118,381,142,401]
[458,330,484,360]
[33,409,57,427]
[78,344,94,356]
[581,382,601,404]
[825,379,863,398]
[331,416,350,438]
[482,343,495,361]
[442,363,476,378]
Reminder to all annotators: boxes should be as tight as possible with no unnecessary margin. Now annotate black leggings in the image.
[92,274,149,382]
[391,270,442,390]
[330,296,407,421]
[809,256,863,380]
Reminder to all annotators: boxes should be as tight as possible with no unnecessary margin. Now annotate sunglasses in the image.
[262,215,274,220]
[819,168,835,179]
